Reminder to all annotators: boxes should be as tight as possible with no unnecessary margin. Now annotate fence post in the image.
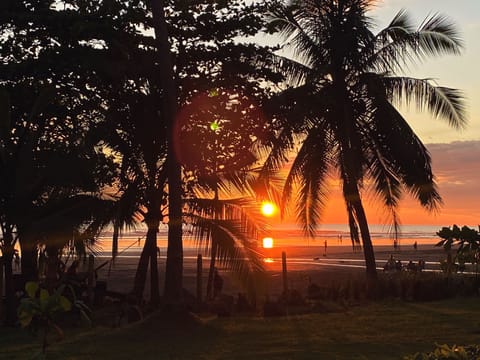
[282,251,288,294]
[0,259,3,319]
[87,255,95,306]
[197,254,203,304]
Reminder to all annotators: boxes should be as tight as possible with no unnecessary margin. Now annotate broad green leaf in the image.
[25,282,39,298]
[59,296,72,311]
[18,311,33,328]
[39,289,49,310]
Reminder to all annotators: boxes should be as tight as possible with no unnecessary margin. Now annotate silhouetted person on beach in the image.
[407,260,416,272]
[323,240,327,256]
[395,260,402,272]
[384,254,396,272]
[418,259,426,271]
[413,241,418,251]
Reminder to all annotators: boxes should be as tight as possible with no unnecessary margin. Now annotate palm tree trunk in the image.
[206,240,217,300]
[20,246,38,282]
[355,200,377,280]
[149,0,183,306]
[149,227,160,306]
[19,231,38,282]
[206,186,219,300]
[112,219,119,261]
[351,195,377,281]
[2,241,16,326]
[164,163,183,304]
[132,217,160,304]
[45,246,61,291]
[132,240,149,301]
[343,178,377,281]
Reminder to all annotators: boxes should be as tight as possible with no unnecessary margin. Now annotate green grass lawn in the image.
[1,297,479,359]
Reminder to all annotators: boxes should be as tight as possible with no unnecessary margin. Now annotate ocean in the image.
[94,223,456,258]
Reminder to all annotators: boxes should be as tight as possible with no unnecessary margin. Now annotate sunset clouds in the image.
[369,141,480,226]
[315,141,480,226]
[424,141,480,225]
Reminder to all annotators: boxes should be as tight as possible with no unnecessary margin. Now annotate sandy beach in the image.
[91,243,448,299]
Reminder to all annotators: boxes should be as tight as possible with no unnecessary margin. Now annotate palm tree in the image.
[264,0,466,280]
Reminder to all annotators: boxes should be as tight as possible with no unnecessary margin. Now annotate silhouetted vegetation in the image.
[261,0,466,281]
[0,2,474,358]
[436,225,480,275]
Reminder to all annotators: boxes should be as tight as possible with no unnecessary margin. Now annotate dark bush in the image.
[404,344,480,360]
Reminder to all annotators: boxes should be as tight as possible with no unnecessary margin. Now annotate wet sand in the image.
[92,243,447,299]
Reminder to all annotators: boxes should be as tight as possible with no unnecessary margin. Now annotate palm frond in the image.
[369,10,416,72]
[363,129,403,234]
[259,84,323,181]
[417,13,463,58]
[271,54,314,86]
[187,212,265,300]
[256,127,296,178]
[369,98,443,211]
[371,11,463,73]
[286,128,331,237]
[384,76,467,130]
[186,197,267,239]
[247,168,285,212]
[268,2,323,69]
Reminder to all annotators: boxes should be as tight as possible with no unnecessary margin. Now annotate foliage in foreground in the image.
[405,344,480,360]
[17,281,91,355]
[2,297,479,360]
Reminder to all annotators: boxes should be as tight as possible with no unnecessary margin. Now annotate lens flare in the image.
[210,121,220,132]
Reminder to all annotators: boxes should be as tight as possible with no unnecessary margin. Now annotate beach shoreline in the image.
[92,243,448,299]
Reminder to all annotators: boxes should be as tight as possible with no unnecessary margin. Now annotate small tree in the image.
[436,225,480,275]
[17,281,90,355]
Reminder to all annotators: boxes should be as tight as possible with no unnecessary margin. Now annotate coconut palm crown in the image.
[264,0,466,279]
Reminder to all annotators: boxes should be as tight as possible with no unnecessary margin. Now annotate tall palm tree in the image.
[264,0,466,280]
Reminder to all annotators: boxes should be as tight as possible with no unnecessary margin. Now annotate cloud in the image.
[428,141,480,185]
[414,141,480,224]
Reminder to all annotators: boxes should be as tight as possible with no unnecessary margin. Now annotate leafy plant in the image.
[404,344,480,360]
[17,281,90,355]
[436,225,480,275]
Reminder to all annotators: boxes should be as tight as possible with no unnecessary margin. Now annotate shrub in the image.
[404,344,480,360]
[17,282,91,355]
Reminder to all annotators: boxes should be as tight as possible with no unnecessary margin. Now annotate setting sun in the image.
[262,237,274,248]
[261,202,276,217]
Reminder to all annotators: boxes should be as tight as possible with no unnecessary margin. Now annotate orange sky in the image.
[262,1,480,228]
[275,141,480,227]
